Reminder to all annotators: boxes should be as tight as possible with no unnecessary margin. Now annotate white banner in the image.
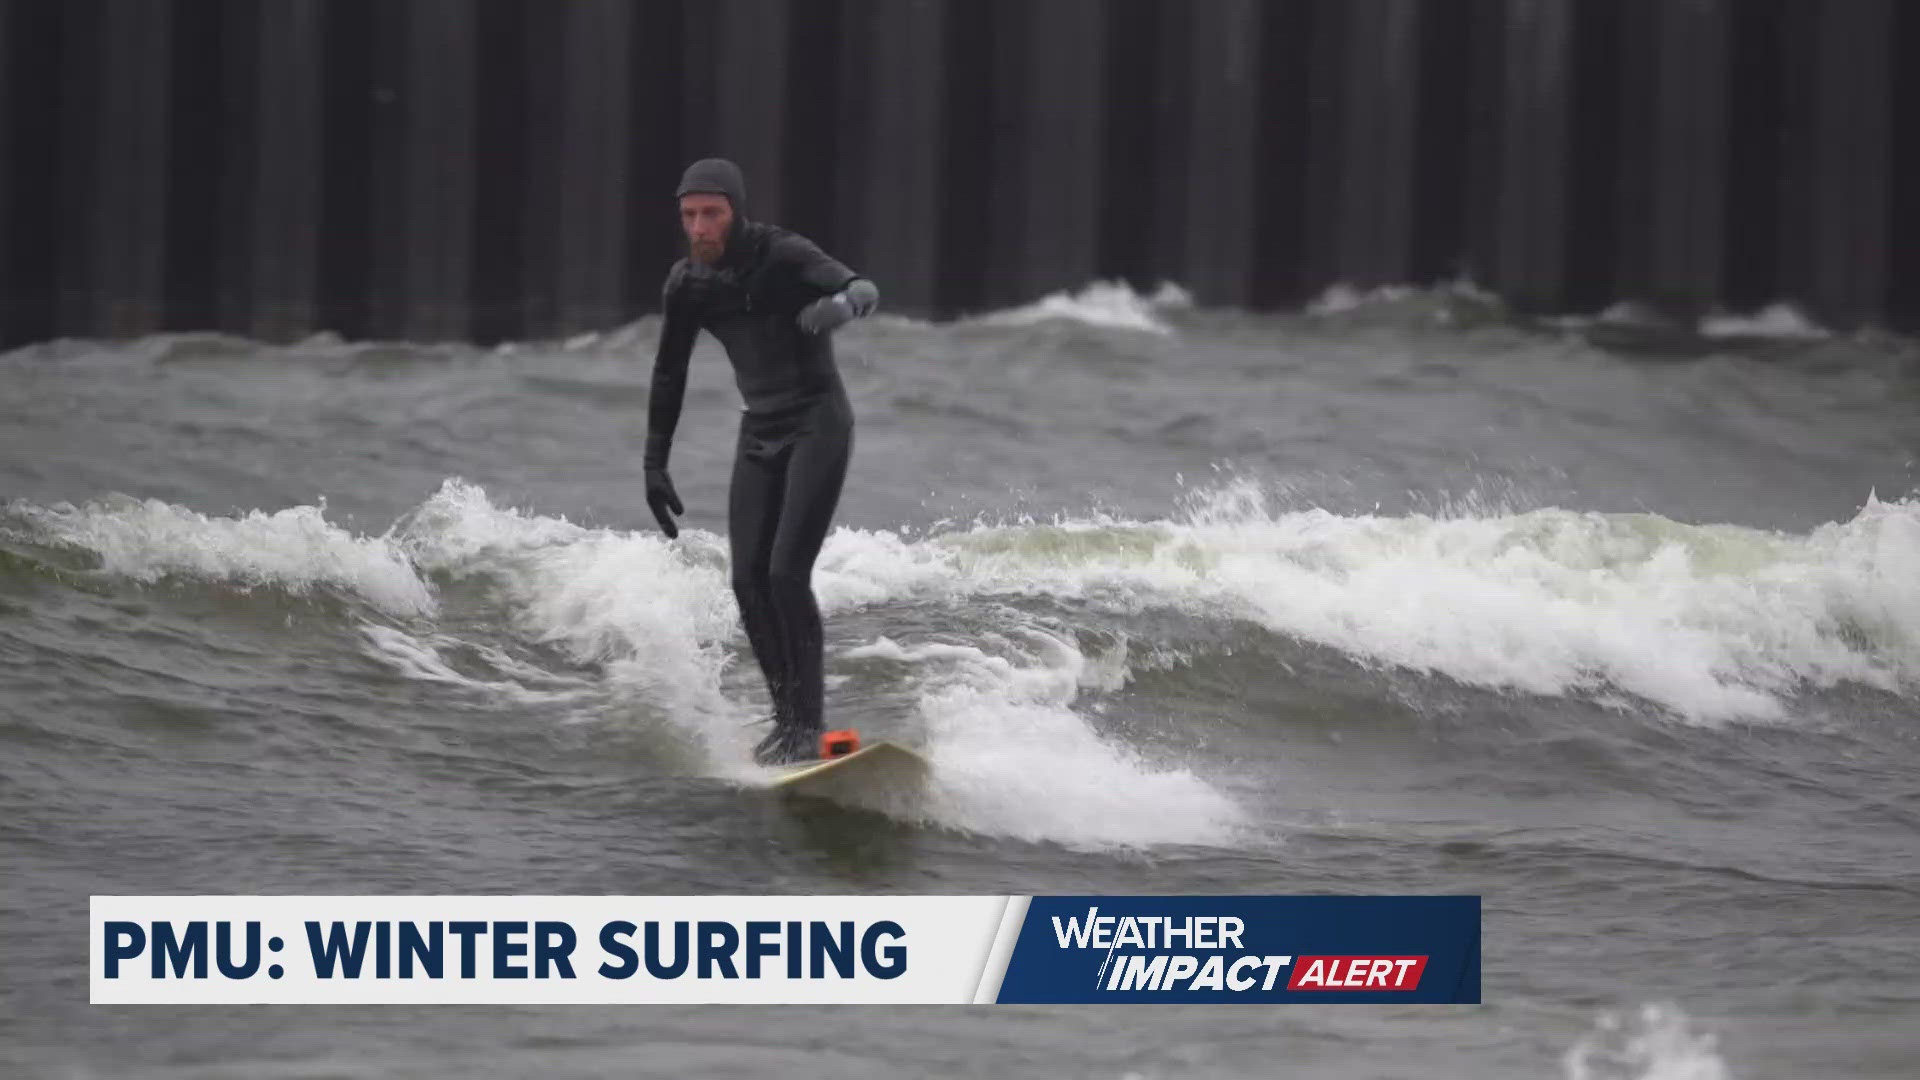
[93,894,1480,1004]
[91,896,1025,1004]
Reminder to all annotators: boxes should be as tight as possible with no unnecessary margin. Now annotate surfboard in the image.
[768,740,930,801]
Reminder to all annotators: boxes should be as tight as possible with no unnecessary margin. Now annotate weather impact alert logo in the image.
[992,896,1479,1004]
[1050,906,1426,993]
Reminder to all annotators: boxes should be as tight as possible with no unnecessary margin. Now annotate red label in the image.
[1286,955,1428,991]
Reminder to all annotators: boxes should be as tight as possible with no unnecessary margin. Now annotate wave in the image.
[8,476,1912,847]
[901,480,1917,723]
[967,280,1193,335]
[5,481,1233,846]
[14,478,1917,725]
[3,494,434,617]
[12,280,1903,368]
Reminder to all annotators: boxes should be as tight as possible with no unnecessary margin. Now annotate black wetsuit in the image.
[644,217,865,759]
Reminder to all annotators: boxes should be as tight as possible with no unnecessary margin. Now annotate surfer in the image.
[642,158,881,765]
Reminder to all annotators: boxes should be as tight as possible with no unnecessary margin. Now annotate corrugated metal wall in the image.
[1,0,1914,346]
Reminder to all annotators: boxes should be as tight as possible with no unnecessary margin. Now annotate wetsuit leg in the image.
[728,424,793,731]
[731,395,854,763]
[763,400,853,741]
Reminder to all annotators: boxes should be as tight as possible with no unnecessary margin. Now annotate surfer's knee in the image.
[764,560,813,599]
[731,564,770,598]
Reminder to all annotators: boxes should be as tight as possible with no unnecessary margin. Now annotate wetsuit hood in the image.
[676,157,750,267]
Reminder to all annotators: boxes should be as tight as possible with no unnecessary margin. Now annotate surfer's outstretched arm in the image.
[644,263,699,538]
[778,232,880,335]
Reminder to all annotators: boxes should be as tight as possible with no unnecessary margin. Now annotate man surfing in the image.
[643,158,880,765]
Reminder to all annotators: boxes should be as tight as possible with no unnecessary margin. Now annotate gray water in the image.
[3,282,1917,1078]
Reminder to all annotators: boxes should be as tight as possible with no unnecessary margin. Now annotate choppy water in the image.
[3,282,1917,1077]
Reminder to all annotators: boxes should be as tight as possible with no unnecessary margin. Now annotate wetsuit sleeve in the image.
[771,231,862,297]
[644,264,698,471]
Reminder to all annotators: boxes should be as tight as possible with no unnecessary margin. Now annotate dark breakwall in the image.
[1,0,1915,347]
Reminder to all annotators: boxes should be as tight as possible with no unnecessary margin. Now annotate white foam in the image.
[808,478,1919,723]
[1307,282,1418,315]
[395,479,745,748]
[1209,487,1919,722]
[8,495,434,617]
[842,630,1243,848]
[1299,278,1509,328]
[372,480,1240,844]
[1699,302,1831,341]
[385,482,1244,846]
[972,280,1191,335]
[1564,1003,1731,1080]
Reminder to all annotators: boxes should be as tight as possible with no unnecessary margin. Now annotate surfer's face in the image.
[680,194,732,265]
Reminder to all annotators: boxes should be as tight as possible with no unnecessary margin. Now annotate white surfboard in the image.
[768,740,930,801]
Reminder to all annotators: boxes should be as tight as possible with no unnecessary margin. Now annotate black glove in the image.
[645,467,683,539]
[796,279,880,334]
